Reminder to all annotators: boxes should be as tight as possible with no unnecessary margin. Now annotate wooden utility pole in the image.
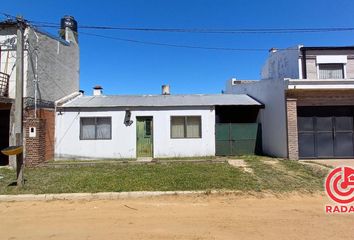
[15,16,25,187]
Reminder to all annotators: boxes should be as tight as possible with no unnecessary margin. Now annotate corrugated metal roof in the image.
[62,94,262,108]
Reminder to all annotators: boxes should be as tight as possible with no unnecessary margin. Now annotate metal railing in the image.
[0,72,10,97]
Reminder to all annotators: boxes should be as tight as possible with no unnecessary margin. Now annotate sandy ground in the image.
[0,193,353,240]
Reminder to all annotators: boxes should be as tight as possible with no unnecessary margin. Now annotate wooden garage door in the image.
[298,106,354,159]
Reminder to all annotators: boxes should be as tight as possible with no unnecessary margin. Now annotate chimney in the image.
[162,85,170,95]
[269,47,278,53]
[93,85,103,96]
[60,15,78,43]
[231,77,241,85]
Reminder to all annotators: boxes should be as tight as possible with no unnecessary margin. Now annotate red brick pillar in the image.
[286,98,299,160]
[24,118,46,166]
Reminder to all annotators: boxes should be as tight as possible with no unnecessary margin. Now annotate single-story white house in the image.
[55,87,263,160]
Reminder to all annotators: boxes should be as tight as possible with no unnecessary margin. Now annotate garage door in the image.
[298,106,354,159]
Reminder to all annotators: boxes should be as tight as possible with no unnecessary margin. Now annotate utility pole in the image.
[15,16,25,187]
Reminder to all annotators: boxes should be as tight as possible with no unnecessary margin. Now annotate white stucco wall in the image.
[225,80,288,158]
[261,46,301,80]
[55,107,216,159]
[0,27,28,98]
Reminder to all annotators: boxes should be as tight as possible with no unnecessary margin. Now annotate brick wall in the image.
[287,90,354,106]
[286,98,299,160]
[39,109,55,161]
[24,108,55,166]
[303,49,354,79]
[24,118,45,166]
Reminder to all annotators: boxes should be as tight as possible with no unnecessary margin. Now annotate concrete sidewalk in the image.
[302,159,354,168]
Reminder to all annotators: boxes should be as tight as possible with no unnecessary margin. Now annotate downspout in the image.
[301,48,307,79]
[33,30,39,118]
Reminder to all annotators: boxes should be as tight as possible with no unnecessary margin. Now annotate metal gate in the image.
[298,107,354,159]
[215,123,260,156]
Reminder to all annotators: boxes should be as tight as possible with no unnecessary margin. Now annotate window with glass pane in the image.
[80,117,111,140]
[144,119,152,137]
[171,116,201,138]
[171,116,185,138]
[318,64,344,79]
[96,118,111,139]
[186,116,201,138]
[81,118,96,140]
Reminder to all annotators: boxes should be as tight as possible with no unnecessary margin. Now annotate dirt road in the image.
[0,193,353,240]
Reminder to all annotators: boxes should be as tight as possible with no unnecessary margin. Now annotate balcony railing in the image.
[0,72,10,97]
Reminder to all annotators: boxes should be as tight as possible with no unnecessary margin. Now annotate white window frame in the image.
[80,117,112,140]
[316,55,347,79]
[170,116,202,139]
[316,63,346,79]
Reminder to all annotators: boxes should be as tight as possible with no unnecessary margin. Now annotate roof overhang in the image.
[300,46,354,51]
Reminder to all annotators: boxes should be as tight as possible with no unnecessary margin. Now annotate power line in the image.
[2,13,351,52]
[0,12,17,19]
[3,12,354,34]
[33,22,354,34]
[79,31,269,51]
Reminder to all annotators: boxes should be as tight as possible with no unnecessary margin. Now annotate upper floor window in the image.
[171,116,202,139]
[318,63,344,79]
[80,117,112,140]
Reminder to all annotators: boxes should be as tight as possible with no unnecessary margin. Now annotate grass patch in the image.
[154,156,217,161]
[243,156,328,193]
[0,157,328,194]
[47,159,135,164]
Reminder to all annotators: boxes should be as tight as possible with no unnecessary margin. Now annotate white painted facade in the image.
[225,79,288,157]
[261,46,301,80]
[285,79,354,90]
[55,107,216,159]
[0,28,29,98]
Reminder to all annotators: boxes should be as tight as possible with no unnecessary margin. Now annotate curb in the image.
[0,190,230,202]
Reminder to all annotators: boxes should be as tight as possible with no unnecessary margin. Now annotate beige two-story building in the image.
[226,45,354,160]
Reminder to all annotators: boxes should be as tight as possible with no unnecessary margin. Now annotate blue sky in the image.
[2,0,354,95]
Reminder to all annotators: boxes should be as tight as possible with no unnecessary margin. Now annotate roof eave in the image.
[300,46,354,51]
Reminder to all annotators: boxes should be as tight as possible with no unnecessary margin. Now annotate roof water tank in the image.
[60,16,78,33]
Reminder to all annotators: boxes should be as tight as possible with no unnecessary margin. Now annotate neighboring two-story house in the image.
[0,16,80,166]
[226,45,354,160]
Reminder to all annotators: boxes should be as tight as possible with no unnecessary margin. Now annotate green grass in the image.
[0,157,328,195]
[154,156,217,161]
[243,156,328,193]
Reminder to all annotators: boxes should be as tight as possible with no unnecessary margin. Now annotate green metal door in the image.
[136,117,153,158]
[216,123,260,156]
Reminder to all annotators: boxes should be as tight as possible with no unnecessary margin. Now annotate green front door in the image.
[136,117,153,158]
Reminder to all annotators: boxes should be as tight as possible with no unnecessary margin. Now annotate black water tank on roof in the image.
[60,16,78,33]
